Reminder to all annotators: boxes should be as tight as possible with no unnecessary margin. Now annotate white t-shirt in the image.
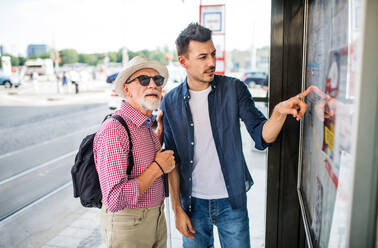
[189,86,229,199]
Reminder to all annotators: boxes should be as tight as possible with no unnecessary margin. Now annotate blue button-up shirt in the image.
[161,75,274,211]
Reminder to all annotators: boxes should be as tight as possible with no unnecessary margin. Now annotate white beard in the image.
[138,89,162,111]
[140,97,161,111]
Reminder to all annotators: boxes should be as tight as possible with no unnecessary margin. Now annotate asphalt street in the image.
[0,104,109,155]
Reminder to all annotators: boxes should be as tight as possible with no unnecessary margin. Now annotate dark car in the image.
[242,72,268,87]
[0,75,21,88]
[106,72,119,84]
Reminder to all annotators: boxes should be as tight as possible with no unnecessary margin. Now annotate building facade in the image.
[27,44,48,58]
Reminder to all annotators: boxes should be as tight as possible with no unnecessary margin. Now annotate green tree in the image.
[78,54,98,65]
[108,52,118,63]
[116,49,123,62]
[128,50,148,60]
[17,56,27,66]
[29,52,50,60]
[95,53,105,64]
[3,53,20,66]
[59,49,79,65]
[126,49,170,64]
[149,50,166,64]
[172,50,178,62]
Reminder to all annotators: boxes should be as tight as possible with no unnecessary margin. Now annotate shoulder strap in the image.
[111,115,134,175]
[102,113,113,122]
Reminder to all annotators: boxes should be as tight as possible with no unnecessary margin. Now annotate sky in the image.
[0,0,271,56]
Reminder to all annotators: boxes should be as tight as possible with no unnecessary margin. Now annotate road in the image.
[0,92,110,247]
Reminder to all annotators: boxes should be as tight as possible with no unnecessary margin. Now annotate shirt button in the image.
[191,142,194,145]
[190,123,194,126]
[189,178,191,181]
[189,196,191,199]
[190,160,193,164]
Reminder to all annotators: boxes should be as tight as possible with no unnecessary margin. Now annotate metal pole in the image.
[55,58,60,94]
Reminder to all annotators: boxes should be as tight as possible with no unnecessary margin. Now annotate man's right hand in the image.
[175,208,195,239]
[154,150,175,174]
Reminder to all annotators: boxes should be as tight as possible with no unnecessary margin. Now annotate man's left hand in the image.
[276,86,313,121]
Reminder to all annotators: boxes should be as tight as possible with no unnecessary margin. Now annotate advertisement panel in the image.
[298,0,362,247]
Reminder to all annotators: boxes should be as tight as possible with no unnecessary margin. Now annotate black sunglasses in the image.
[126,75,165,87]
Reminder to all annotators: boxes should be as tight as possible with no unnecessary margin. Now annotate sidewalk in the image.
[0,79,110,107]
[41,121,268,248]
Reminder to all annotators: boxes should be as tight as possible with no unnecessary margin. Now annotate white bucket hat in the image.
[114,56,168,99]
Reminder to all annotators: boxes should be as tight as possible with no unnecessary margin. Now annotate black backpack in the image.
[71,114,133,208]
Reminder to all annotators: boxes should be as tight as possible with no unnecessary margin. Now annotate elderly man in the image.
[94,56,175,248]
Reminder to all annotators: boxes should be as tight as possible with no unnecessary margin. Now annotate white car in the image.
[107,84,123,110]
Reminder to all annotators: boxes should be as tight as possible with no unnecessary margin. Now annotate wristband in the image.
[153,160,165,174]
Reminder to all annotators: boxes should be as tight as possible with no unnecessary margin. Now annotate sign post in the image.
[1,56,11,76]
[200,4,226,75]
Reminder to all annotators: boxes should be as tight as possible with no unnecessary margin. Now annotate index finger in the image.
[185,225,195,239]
[162,149,174,155]
[183,230,195,239]
[156,111,163,122]
[298,86,313,98]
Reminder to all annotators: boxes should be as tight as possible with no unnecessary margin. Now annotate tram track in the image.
[0,125,98,224]
[0,150,77,222]
[0,103,109,247]
[0,125,97,182]
[0,181,72,223]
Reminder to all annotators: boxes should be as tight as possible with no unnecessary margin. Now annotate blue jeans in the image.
[183,197,250,248]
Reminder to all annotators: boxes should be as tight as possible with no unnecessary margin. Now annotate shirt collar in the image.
[119,101,155,128]
[145,115,156,128]
[182,76,217,102]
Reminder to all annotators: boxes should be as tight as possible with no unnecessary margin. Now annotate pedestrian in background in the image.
[32,70,39,93]
[69,69,79,94]
[94,56,175,248]
[161,23,312,248]
[62,72,68,85]
[61,72,68,94]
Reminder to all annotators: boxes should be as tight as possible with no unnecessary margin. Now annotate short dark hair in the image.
[175,23,212,56]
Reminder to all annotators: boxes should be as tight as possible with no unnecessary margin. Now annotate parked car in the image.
[108,84,123,110]
[242,71,268,87]
[106,72,119,84]
[0,75,21,88]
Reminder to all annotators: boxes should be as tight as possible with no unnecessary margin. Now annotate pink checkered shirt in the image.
[93,101,164,212]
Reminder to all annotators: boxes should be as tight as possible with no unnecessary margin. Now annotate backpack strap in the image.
[111,115,134,175]
[102,113,113,122]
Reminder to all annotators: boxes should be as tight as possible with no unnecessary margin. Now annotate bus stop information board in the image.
[298,0,362,247]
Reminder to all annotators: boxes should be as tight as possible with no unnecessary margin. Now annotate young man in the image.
[94,56,176,248]
[161,23,312,247]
